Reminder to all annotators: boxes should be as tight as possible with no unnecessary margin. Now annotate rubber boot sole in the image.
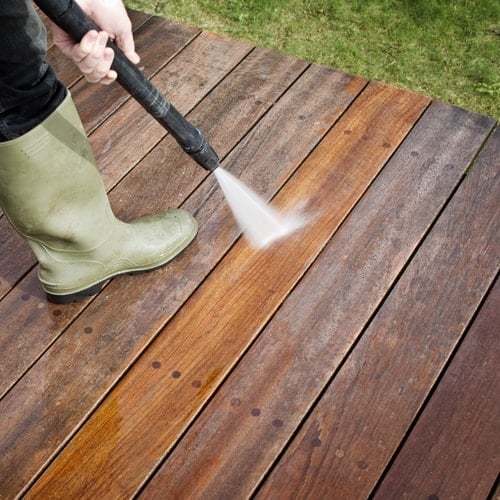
[44,234,196,304]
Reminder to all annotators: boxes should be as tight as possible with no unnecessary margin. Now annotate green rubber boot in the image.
[0,92,197,303]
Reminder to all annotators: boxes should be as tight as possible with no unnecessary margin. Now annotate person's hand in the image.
[52,0,140,85]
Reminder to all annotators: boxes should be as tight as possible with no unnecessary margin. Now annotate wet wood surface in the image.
[0,10,498,499]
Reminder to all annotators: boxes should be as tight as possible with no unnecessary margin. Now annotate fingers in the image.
[114,28,140,65]
[52,0,141,85]
[72,30,117,84]
[84,0,141,65]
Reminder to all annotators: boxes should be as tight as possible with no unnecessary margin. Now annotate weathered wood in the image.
[139,102,495,498]
[0,31,254,394]
[107,45,313,221]
[0,50,350,498]
[1,10,497,500]
[0,38,304,405]
[0,24,244,411]
[0,27,224,402]
[0,271,91,399]
[0,42,301,406]
[257,120,498,499]
[0,220,33,300]
[0,30,247,318]
[374,135,500,500]
[27,82,427,498]
[90,31,252,190]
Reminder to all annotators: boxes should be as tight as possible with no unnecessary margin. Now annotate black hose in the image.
[34,0,220,171]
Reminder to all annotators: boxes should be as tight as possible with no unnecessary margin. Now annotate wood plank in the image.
[27,83,428,498]
[377,279,500,498]
[3,11,496,498]
[107,45,313,221]
[0,55,350,497]
[18,62,358,496]
[138,103,494,498]
[256,123,498,498]
[374,141,500,500]
[0,38,299,401]
[0,219,33,300]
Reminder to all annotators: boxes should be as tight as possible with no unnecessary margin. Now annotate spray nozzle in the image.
[186,138,220,172]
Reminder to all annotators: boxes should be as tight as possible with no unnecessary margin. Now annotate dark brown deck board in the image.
[0,30,252,401]
[0,219,33,299]
[0,27,334,494]
[27,82,428,497]
[0,10,498,499]
[375,274,500,499]
[140,101,495,498]
[90,31,253,189]
[257,120,498,499]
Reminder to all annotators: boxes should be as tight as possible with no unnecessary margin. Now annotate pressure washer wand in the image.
[34,0,220,172]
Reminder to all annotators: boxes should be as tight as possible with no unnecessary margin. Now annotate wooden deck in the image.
[1,10,498,499]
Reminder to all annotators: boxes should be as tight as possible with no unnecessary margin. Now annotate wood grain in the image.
[0,50,357,498]
[257,117,497,499]
[139,102,495,499]
[0,28,252,402]
[28,82,428,498]
[0,220,34,300]
[108,46,313,222]
[1,11,497,500]
[91,31,252,190]
[374,131,500,500]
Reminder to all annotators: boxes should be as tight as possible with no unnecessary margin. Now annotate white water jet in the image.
[214,167,304,249]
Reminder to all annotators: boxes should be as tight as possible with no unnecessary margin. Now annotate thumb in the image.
[113,30,140,64]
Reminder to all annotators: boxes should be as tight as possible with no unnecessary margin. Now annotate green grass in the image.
[126,0,499,118]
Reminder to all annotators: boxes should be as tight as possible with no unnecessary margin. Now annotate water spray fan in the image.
[34,0,303,248]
